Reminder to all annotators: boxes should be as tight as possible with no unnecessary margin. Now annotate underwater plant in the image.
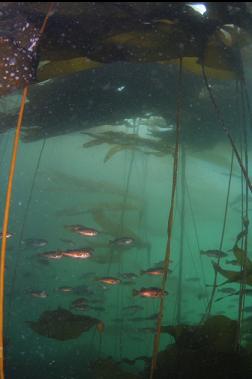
[82,130,174,162]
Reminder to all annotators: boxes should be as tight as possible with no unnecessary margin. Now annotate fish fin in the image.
[132,289,138,297]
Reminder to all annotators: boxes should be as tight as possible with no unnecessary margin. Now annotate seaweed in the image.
[82,131,174,162]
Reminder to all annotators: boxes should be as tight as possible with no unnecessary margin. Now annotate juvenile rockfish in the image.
[39,251,64,259]
[120,272,138,280]
[65,225,98,237]
[96,277,121,285]
[140,267,171,276]
[109,237,135,247]
[62,248,93,259]
[200,250,227,258]
[133,287,168,298]
[21,238,48,247]
[30,290,48,298]
[57,287,74,293]
[70,298,88,309]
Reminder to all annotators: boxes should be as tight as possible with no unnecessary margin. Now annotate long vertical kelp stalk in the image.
[176,144,186,323]
[185,179,207,291]
[204,151,234,318]
[0,85,28,379]
[236,81,249,348]
[149,57,182,379]
[5,138,47,341]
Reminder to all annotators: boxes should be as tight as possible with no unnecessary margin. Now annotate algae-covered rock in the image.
[90,358,142,379]
[202,315,238,353]
[162,315,238,353]
[147,315,249,379]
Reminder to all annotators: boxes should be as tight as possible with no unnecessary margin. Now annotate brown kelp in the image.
[26,307,104,340]
[162,315,238,352]
[212,247,252,286]
[1,3,248,96]
[82,131,174,162]
[146,315,252,379]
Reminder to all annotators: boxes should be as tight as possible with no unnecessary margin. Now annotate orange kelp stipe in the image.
[0,85,28,379]
[39,2,56,35]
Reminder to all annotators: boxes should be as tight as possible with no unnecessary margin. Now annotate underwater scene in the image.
[1,2,252,379]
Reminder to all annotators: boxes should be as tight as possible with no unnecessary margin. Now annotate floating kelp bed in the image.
[0,3,252,379]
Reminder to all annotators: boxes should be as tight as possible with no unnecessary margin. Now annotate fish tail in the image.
[140,270,144,275]
[200,250,204,254]
[132,289,138,297]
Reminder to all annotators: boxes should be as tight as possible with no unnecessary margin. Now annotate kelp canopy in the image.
[0,2,251,147]
[1,2,252,96]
